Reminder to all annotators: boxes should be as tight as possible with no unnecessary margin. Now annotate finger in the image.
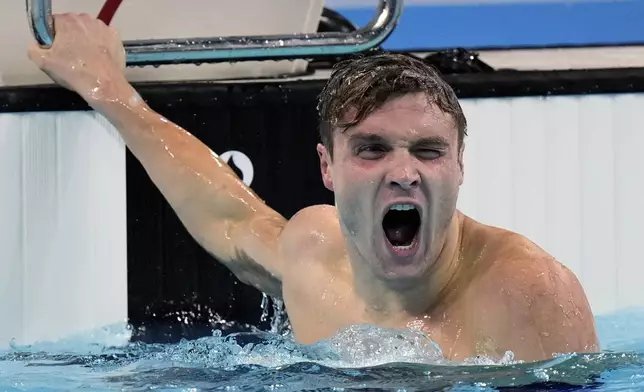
[27,42,48,68]
[78,12,93,21]
[53,12,92,38]
[94,15,110,28]
[109,26,121,39]
[51,13,70,35]
[77,13,95,34]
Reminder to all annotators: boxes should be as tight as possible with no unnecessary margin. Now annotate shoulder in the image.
[467,219,584,309]
[278,204,346,262]
[478,226,579,299]
[462,216,571,286]
[463,218,599,360]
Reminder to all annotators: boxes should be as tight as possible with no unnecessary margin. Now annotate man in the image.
[28,13,599,362]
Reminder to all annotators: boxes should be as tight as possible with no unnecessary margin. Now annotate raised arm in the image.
[28,13,287,297]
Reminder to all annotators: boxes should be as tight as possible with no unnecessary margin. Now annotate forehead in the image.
[339,93,457,142]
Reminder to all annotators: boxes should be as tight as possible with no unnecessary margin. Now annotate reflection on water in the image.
[0,307,643,391]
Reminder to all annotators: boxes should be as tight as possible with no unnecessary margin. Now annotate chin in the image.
[374,252,434,286]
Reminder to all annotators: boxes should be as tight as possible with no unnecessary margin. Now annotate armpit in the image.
[225,248,282,298]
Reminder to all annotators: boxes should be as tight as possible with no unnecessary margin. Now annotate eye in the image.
[356,144,387,160]
[414,148,443,160]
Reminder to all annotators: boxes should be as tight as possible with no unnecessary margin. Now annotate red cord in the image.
[97,0,123,25]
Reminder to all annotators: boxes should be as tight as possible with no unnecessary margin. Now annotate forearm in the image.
[87,77,268,249]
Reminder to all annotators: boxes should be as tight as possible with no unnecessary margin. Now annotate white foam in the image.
[4,322,132,355]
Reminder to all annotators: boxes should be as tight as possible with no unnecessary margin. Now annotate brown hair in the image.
[317,53,467,157]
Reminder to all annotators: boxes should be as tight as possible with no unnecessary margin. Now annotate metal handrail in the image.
[27,0,403,66]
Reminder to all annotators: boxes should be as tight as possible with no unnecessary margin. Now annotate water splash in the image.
[1,309,644,391]
[5,322,132,355]
[1,329,640,392]
[259,293,291,336]
[259,293,270,322]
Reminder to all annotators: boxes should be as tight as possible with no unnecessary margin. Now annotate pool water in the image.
[1,306,643,391]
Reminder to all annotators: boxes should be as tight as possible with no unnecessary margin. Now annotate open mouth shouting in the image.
[382,203,422,257]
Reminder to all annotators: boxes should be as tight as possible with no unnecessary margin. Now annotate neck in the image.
[351,212,464,323]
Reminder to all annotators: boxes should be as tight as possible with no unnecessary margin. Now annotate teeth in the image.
[389,204,416,211]
[393,244,414,251]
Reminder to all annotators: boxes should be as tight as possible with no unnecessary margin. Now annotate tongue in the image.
[385,225,416,246]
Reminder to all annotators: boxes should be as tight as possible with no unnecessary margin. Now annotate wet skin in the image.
[27,13,600,363]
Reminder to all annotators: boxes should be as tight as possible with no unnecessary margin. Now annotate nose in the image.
[386,155,421,190]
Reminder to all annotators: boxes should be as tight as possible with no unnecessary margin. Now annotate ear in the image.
[457,142,465,186]
[317,143,335,191]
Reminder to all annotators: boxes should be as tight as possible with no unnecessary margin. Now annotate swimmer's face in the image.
[317,93,464,282]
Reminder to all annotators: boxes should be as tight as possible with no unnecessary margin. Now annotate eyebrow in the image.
[348,133,387,145]
[348,132,451,147]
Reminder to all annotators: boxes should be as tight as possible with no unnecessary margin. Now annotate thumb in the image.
[27,42,49,69]
[27,42,73,90]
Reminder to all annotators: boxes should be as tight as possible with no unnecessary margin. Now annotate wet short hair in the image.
[317,53,467,157]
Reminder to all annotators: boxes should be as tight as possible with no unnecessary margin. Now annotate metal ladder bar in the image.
[27,0,403,66]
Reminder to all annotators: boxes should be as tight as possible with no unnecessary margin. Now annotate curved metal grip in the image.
[27,0,403,66]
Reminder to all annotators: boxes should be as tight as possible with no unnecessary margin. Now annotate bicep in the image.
[186,204,337,299]
[225,212,288,297]
[193,206,288,298]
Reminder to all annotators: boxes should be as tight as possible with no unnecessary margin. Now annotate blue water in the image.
[1,306,643,391]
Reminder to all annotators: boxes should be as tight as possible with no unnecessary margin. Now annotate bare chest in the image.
[281,270,483,360]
